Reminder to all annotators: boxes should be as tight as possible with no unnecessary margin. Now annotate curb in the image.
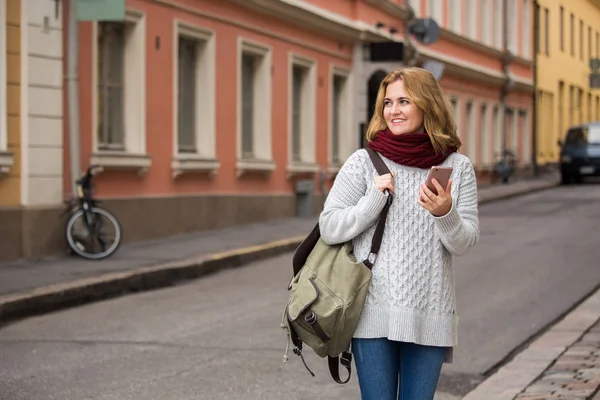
[0,236,304,326]
[477,179,560,205]
[0,179,560,326]
[461,285,600,400]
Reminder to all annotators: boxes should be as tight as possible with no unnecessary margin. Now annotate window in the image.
[236,39,273,176]
[480,104,491,165]
[544,8,549,55]
[92,11,149,172]
[588,93,592,121]
[565,126,600,145]
[578,88,583,123]
[558,81,565,140]
[559,7,564,52]
[493,106,501,158]
[580,20,584,60]
[97,22,125,150]
[519,110,529,165]
[505,108,515,152]
[465,101,475,160]
[288,54,317,173]
[330,68,350,167]
[569,85,574,125]
[570,13,574,56]
[588,26,592,62]
[172,22,217,177]
[450,96,460,135]
[291,65,304,162]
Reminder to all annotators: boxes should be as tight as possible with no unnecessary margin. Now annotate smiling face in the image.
[383,79,425,135]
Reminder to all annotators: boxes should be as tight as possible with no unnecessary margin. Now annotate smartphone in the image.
[425,166,453,195]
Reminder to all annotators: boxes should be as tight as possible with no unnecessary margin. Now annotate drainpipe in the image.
[67,0,81,195]
[402,0,420,66]
[531,0,540,176]
[500,0,513,155]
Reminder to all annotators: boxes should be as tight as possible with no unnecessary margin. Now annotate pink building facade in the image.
[15,0,532,260]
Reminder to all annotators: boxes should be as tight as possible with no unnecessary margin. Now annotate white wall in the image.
[25,0,64,205]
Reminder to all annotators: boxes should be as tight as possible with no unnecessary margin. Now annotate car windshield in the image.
[565,126,600,145]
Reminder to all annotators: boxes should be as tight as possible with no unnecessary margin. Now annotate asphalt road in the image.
[1,183,600,400]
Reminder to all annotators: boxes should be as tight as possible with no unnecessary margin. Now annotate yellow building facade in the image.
[536,0,600,165]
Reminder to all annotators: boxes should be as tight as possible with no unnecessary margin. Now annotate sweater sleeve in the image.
[433,160,480,256]
[319,150,389,245]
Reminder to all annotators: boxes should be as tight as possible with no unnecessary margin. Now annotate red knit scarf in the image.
[367,128,457,169]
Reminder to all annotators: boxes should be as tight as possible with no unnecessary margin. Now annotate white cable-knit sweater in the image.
[318,149,480,362]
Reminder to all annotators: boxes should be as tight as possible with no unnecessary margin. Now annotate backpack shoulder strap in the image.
[365,148,390,176]
[362,147,393,269]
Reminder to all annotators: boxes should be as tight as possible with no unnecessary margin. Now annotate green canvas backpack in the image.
[280,148,393,384]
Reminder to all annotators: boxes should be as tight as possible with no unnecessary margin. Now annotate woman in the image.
[319,67,479,400]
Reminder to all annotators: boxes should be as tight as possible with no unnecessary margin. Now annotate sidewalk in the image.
[462,285,600,400]
[0,173,559,325]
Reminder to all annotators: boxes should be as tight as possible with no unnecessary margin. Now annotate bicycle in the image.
[491,149,517,184]
[64,165,122,260]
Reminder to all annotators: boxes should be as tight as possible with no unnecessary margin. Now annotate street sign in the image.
[76,0,125,21]
[422,59,445,80]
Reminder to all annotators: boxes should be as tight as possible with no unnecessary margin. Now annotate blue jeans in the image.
[352,338,446,400]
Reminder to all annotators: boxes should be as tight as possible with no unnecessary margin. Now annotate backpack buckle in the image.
[367,252,377,265]
[304,310,317,325]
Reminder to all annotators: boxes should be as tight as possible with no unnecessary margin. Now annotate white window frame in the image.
[329,66,351,172]
[493,105,502,160]
[409,0,422,16]
[522,0,531,58]
[519,109,530,166]
[480,103,492,167]
[450,95,461,136]
[481,0,492,46]
[427,0,443,26]
[465,99,476,161]
[236,38,274,177]
[287,53,318,177]
[449,0,462,33]
[494,0,504,49]
[466,0,477,40]
[508,0,518,54]
[90,9,150,174]
[0,0,13,174]
[171,20,218,178]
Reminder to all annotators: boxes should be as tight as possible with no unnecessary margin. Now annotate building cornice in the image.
[417,46,533,90]
[230,0,533,89]
[230,0,402,43]
[363,0,410,20]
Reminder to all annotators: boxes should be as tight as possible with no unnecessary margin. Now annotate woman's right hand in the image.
[374,172,394,193]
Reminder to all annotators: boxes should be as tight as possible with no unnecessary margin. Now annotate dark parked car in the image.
[558,122,600,185]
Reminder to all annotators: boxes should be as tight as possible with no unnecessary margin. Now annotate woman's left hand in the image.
[418,179,453,217]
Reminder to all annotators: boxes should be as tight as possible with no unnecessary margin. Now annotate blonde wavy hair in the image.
[365,67,462,154]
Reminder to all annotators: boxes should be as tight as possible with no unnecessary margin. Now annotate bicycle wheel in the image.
[66,207,122,260]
